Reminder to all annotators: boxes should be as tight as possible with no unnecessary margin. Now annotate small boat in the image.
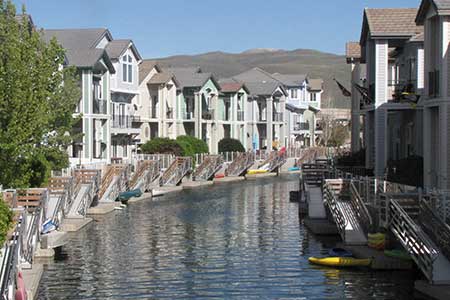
[247,169,268,175]
[288,166,300,172]
[214,173,225,179]
[384,249,412,261]
[118,189,142,203]
[308,257,371,267]
[328,248,353,258]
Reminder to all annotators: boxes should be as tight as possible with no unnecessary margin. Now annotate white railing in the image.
[323,181,347,241]
[193,155,223,181]
[136,154,175,169]
[160,157,192,186]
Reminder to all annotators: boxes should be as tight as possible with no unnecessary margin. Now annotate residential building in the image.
[43,29,116,165]
[416,0,450,189]
[358,8,424,176]
[106,39,142,161]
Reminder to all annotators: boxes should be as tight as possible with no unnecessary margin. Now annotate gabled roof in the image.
[308,79,323,91]
[147,72,179,86]
[139,60,162,84]
[360,8,423,45]
[232,67,279,83]
[43,28,111,50]
[165,67,219,89]
[346,42,361,60]
[105,39,142,62]
[416,0,450,24]
[231,68,288,96]
[43,29,115,72]
[219,81,250,94]
[271,73,307,87]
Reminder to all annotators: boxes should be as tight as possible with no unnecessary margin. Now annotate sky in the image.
[13,0,421,59]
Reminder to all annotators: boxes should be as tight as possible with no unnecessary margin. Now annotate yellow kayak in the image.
[247,169,268,175]
[308,257,372,267]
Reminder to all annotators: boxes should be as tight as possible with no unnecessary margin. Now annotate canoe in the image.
[288,167,300,172]
[328,247,353,258]
[247,169,268,175]
[308,257,371,267]
[384,249,412,261]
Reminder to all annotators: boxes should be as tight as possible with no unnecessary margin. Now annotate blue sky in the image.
[13,0,421,58]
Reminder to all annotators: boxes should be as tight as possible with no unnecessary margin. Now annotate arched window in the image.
[122,55,133,83]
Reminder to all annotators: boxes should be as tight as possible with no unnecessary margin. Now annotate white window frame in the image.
[122,55,133,83]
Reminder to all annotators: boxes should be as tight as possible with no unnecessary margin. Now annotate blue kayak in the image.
[328,247,353,258]
[288,167,300,171]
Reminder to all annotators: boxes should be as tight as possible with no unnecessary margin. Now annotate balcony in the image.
[93,98,107,114]
[257,112,267,122]
[150,108,158,119]
[131,115,141,123]
[237,110,245,121]
[166,109,174,119]
[183,111,194,121]
[273,112,283,122]
[388,80,420,103]
[294,122,309,131]
[202,109,214,120]
[111,115,140,135]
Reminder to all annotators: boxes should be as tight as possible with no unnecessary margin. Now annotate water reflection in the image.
[38,175,414,299]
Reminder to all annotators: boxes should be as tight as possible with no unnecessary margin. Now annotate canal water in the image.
[38,175,414,299]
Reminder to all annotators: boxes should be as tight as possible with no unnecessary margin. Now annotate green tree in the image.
[218,138,245,153]
[0,1,80,188]
[141,138,183,156]
[176,135,208,156]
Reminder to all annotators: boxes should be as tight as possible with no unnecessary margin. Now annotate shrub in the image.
[0,197,13,246]
[140,138,183,156]
[176,135,208,156]
[218,138,245,153]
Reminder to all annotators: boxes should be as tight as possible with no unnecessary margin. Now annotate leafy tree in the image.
[141,138,183,156]
[218,138,245,153]
[0,196,13,246]
[176,135,208,156]
[0,1,80,188]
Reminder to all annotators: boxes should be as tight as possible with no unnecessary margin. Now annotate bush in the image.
[176,135,208,155]
[140,138,183,156]
[218,138,245,153]
[0,197,13,246]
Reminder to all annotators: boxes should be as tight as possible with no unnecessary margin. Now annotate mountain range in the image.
[151,48,351,109]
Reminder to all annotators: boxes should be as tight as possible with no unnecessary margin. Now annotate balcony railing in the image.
[273,112,283,122]
[202,109,214,120]
[166,109,174,119]
[131,115,141,123]
[150,108,158,119]
[429,70,440,97]
[257,113,267,122]
[183,111,194,120]
[237,110,245,121]
[112,115,133,128]
[294,122,309,131]
[93,98,107,114]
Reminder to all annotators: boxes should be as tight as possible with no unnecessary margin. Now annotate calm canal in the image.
[37,175,414,299]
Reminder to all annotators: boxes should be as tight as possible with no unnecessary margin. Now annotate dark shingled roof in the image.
[346,42,361,59]
[219,82,249,93]
[361,8,423,45]
[147,72,178,86]
[165,67,218,89]
[417,0,450,24]
[308,79,323,91]
[106,39,131,59]
[271,73,307,87]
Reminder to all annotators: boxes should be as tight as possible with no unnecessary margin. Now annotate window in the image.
[122,55,133,83]
[310,93,317,101]
[291,89,298,98]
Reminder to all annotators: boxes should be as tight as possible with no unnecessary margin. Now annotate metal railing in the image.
[136,154,175,170]
[273,112,283,122]
[73,169,101,217]
[257,113,267,122]
[98,164,130,202]
[226,152,255,177]
[323,181,347,241]
[93,98,107,114]
[112,115,133,129]
[192,155,223,181]
[349,181,373,234]
[237,110,245,121]
[160,157,192,186]
[257,150,286,173]
[294,122,309,131]
[183,111,194,120]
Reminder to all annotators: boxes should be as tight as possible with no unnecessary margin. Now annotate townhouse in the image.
[355,8,424,177]
[416,0,450,189]
[43,29,116,165]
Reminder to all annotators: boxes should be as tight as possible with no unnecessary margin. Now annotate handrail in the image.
[257,151,286,173]
[72,169,101,216]
[160,157,192,186]
[323,182,347,241]
[226,152,255,177]
[389,198,438,283]
[193,155,223,181]
[349,181,373,234]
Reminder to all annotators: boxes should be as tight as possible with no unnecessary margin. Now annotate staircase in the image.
[323,179,368,245]
[129,160,159,191]
[98,164,130,202]
[388,195,450,284]
[68,169,100,218]
[257,151,286,173]
[160,157,192,186]
[47,177,74,225]
[193,155,223,181]
[226,152,255,177]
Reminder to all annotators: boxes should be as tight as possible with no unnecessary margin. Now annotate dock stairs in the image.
[193,155,223,181]
[256,150,286,173]
[129,160,160,191]
[98,164,130,202]
[160,157,192,186]
[226,152,255,177]
[67,169,100,218]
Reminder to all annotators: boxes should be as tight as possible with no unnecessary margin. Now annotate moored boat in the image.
[308,257,372,267]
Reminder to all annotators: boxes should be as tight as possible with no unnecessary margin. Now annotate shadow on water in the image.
[38,175,415,299]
